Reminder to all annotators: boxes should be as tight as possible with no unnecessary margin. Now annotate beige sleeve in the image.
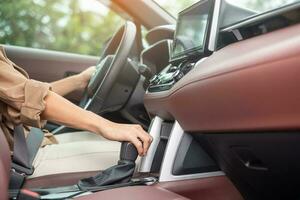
[0,50,51,128]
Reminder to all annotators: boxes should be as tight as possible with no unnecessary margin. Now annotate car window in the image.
[141,26,150,48]
[154,0,300,19]
[0,0,127,56]
[222,0,300,27]
[153,0,199,18]
[226,0,300,12]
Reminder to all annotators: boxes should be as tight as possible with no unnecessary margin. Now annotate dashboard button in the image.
[168,66,178,73]
[174,72,184,82]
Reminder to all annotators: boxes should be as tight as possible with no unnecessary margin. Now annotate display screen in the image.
[171,0,211,60]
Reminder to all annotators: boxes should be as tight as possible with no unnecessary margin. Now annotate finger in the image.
[134,125,152,155]
[137,131,152,156]
[130,136,144,156]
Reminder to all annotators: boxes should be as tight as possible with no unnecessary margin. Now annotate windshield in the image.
[226,0,300,12]
[154,0,300,18]
[153,0,199,17]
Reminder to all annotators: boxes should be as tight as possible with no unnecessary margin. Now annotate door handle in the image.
[243,159,268,171]
[232,146,269,171]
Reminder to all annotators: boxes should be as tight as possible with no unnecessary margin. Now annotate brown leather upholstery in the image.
[24,171,99,189]
[144,24,300,132]
[157,176,243,200]
[75,185,190,200]
[0,129,240,200]
[0,127,10,200]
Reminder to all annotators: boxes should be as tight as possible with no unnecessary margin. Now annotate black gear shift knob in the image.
[120,142,138,162]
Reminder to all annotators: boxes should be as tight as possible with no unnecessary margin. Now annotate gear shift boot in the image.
[78,142,138,191]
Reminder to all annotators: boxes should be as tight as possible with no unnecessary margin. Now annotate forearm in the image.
[51,75,85,96]
[41,91,152,156]
[41,91,106,135]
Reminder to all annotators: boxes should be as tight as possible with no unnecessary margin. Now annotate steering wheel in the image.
[52,21,137,134]
[79,21,137,114]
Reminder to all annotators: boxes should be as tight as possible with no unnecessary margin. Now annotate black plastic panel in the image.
[218,4,300,50]
[150,122,173,173]
[194,132,300,200]
[172,134,219,175]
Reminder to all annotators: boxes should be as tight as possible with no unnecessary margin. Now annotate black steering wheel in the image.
[79,21,137,114]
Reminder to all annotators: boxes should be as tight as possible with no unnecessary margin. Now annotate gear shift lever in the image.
[120,142,138,161]
[78,142,138,191]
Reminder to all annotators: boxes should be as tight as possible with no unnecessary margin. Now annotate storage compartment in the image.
[195,132,300,200]
[150,122,173,173]
[173,134,219,175]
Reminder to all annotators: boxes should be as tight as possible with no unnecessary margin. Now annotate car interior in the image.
[1,0,300,199]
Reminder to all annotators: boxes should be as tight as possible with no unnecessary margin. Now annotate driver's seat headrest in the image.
[0,127,11,200]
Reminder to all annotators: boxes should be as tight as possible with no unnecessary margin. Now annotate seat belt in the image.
[26,128,44,165]
[10,125,44,190]
[13,125,31,170]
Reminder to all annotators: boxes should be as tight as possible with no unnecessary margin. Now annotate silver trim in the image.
[84,98,92,110]
[159,121,224,182]
[193,56,208,69]
[41,192,92,199]
[52,125,66,134]
[232,29,243,41]
[208,0,222,51]
[139,116,163,172]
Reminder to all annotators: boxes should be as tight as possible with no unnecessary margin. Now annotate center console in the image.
[138,117,223,183]
[146,0,216,93]
[138,0,225,184]
[148,62,195,92]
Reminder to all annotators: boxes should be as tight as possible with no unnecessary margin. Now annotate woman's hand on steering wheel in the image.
[99,120,153,156]
[72,22,151,156]
[77,66,96,90]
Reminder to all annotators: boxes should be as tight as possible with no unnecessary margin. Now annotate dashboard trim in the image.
[139,116,163,173]
[208,0,221,51]
[159,121,224,182]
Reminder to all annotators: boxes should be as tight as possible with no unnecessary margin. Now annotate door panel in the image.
[5,45,98,82]
[4,45,99,103]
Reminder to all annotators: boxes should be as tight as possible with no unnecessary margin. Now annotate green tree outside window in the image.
[0,0,125,56]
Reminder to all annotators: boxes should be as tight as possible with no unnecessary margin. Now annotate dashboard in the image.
[136,1,300,199]
[138,1,300,124]
[144,0,217,93]
[127,0,300,135]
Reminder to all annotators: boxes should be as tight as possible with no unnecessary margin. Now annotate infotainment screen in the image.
[171,0,213,61]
